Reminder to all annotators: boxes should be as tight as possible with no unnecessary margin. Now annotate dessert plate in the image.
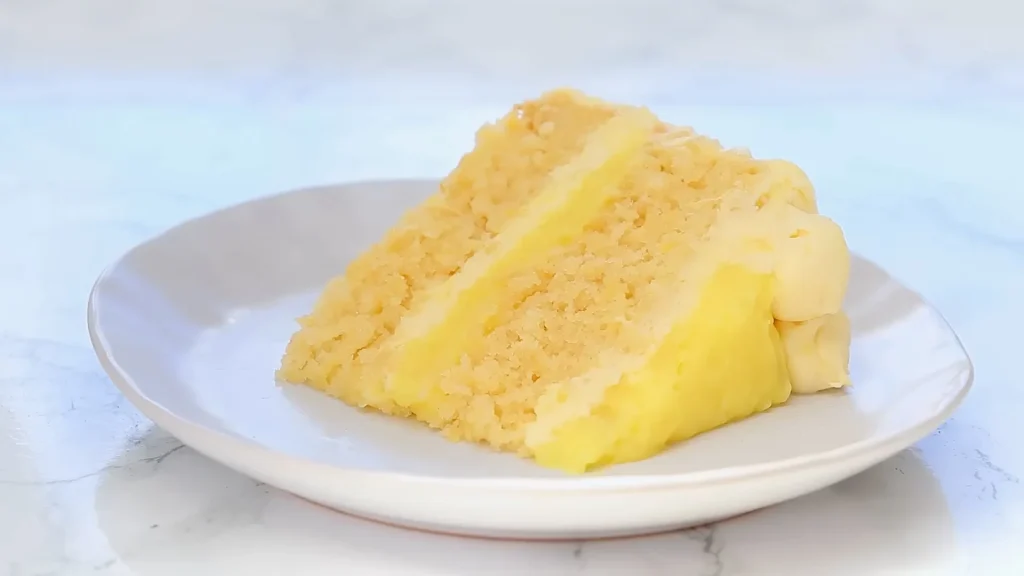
[88,180,973,539]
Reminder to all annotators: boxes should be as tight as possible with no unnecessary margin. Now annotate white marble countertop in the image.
[2,1,1024,574]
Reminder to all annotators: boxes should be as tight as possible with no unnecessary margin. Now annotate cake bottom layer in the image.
[292,263,792,474]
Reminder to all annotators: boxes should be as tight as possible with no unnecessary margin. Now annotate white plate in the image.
[88,179,973,539]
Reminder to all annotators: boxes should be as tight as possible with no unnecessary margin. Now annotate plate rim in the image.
[86,179,976,493]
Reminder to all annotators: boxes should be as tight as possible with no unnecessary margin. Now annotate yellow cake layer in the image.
[279,88,852,474]
[277,89,621,411]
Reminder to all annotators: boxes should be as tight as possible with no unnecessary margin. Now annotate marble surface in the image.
[2,1,1024,574]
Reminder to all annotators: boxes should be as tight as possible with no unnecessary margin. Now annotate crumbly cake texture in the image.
[278,88,852,473]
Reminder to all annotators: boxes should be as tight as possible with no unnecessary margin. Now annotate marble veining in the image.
[3,0,1024,574]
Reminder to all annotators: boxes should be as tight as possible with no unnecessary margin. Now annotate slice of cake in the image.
[278,88,852,473]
